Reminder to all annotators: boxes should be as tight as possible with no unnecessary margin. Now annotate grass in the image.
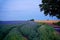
[37,22,60,40]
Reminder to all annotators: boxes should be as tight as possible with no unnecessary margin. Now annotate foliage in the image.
[29,19,34,21]
[38,24,60,40]
[56,21,60,26]
[53,21,60,26]
[0,22,60,40]
[3,28,27,40]
[39,0,60,19]
[18,22,39,40]
[0,25,15,40]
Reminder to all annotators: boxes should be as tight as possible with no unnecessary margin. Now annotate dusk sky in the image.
[0,0,59,21]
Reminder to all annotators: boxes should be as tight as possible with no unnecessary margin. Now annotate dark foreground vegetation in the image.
[0,21,60,40]
[53,21,60,26]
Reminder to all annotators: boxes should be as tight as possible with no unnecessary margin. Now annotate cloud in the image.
[1,0,41,11]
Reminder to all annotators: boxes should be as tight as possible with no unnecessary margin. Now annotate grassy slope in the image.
[37,22,60,40]
[0,21,60,40]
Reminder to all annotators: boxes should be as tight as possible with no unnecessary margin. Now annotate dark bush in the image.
[29,19,34,21]
[53,21,60,26]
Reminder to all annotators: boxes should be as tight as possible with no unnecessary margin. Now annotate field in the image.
[0,21,60,40]
[34,20,60,24]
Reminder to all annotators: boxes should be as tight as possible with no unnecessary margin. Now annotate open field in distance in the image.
[35,20,60,24]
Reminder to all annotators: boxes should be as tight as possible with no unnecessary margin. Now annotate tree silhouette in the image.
[39,0,60,19]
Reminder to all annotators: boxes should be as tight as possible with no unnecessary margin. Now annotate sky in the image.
[0,0,59,21]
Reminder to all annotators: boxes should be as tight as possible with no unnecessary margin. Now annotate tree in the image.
[39,0,60,19]
[29,19,34,21]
